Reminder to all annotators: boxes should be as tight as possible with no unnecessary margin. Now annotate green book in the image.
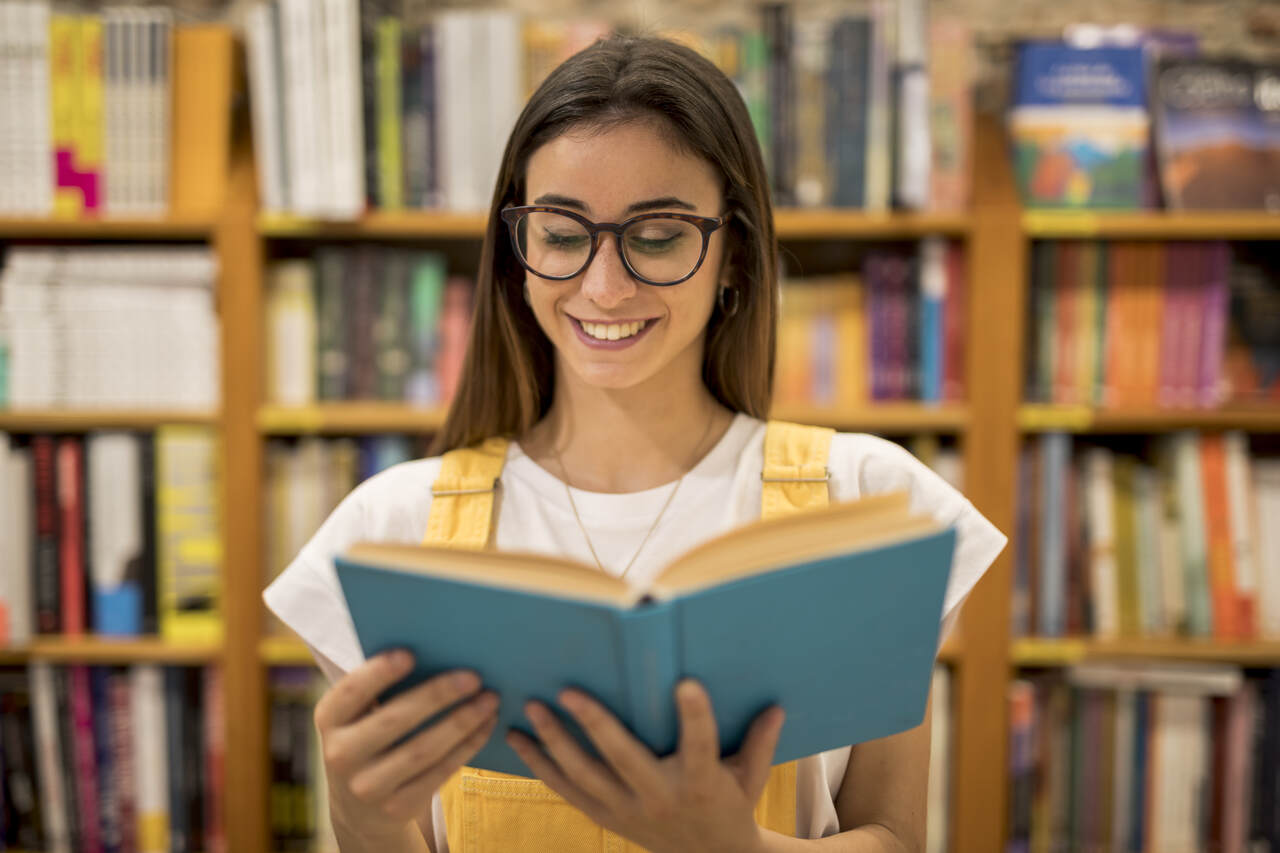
[376,17,404,210]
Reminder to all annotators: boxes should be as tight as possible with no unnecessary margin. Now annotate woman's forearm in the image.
[754,823,914,853]
[330,808,432,853]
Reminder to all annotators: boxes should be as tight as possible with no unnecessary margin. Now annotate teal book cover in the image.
[335,526,957,777]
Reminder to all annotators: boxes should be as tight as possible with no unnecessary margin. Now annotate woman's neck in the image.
[520,367,735,494]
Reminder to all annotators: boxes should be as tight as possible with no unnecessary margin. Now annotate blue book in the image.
[335,492,958,777]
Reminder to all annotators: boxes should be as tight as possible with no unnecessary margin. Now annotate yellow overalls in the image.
[424,420,835,852]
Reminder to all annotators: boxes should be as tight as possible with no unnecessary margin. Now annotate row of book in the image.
[263,434,424,613]
[0,663,223,853]
[1024,241,1279,409]
[265,250,472,407]
[776,240,967,407]
[0,248,220,411]
[1013,432,1280,640]
[1011,33,1280,210]
[0,1,174,217]
[0,428,221,647]
[1007,663,1280,852]
[245,0,973,217]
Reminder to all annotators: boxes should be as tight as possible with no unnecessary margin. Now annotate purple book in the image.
[865,255,887,400]
[1198,242,1231,407]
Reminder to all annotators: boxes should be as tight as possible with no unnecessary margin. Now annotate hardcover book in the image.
[335,491,957,776]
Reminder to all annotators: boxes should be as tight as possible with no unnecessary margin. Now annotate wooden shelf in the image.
[259,402,447,434]
[1022,210,1280,240]
[260,636,317,666]
[259,402,968,435]
[1018,404,1280,433]
[0,636,223,664]
[0,409,219,431]
[0,215,216,240]
[258,209,971,240]
[1012,637,1280,667]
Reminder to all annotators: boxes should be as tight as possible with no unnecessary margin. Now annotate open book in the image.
[335,491,956,776]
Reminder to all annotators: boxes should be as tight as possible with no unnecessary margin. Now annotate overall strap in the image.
[755,419,835,836]
[761,420,835,519]
[423,436,510,550]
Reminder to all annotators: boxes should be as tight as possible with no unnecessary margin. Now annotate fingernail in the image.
[389,650,412,669]
[453,671,480,692]
[558,690,584,712]
[524,701,547,725]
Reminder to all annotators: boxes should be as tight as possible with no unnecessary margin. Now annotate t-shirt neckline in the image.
[505,412,756,523]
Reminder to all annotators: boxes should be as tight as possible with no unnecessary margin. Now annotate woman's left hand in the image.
[505,679,785,853]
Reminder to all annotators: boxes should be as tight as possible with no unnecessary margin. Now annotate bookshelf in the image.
[4,36,1278,853]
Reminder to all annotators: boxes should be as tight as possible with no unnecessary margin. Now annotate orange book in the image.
[1199,435,1239,638]
[1102,243,1132,408]
[170,26,232,217]
[832,275,868,407]
[1138,243,1166,406]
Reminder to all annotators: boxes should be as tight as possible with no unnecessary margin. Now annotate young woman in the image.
[265,35,1005,853]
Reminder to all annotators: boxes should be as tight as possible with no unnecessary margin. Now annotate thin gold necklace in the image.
[554,411,717,578]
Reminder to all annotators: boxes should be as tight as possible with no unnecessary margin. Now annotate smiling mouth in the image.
[570,317,655,342]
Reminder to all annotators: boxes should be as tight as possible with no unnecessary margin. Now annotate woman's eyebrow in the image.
[530,194,699,215]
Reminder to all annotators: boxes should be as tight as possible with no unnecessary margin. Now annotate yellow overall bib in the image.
[424,420,835,852]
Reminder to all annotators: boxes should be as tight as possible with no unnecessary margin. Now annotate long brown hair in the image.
[431,34,778,455]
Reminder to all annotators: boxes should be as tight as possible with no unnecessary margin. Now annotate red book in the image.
[437,276,473,404]
[56,437,86,636]
[1200,435,1240,638]
[32,436,61,633]
[942,242,967,401]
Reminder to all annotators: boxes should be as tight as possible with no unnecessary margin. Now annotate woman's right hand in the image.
[314,649,499,836]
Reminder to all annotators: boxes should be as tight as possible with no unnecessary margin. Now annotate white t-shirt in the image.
[263,413,1007,850]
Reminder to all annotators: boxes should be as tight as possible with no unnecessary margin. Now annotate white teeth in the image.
[581,320,646,341]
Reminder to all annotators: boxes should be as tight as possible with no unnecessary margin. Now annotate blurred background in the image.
[0,0,1278,851]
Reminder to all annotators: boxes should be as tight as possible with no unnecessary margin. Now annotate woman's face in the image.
[520,121,726,393]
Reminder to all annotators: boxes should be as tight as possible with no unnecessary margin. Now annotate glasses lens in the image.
[515,211,592,278]
[622,218,703,284]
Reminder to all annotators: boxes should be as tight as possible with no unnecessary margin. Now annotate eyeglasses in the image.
[500,205,726,287]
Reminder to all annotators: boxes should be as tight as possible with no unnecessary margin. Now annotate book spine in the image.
[69,665,102,853]
[1198,243,1231,408]
[56,436,86,636]
[90,666,121,853]
[202,666,225,853]
[79,15,103,213]
[108,669,136,853]
[920,238,945,403]
[33,434,60,634]
[164,667,189,853]
[1172,433,1213,637]
[375,16,403,210]
[1200,434,1238,638]
[1039,433,1069,637]
[30,663,71,853]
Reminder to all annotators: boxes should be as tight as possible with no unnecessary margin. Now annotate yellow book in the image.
[1113,457,1141,637]
[50,14,82,217]
[156,426,223,643]
[832,274,868,406]
[78,16,104,212]
[376,17,404,210]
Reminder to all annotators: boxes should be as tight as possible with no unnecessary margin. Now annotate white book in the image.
[1172,432,1211,637]
[150,9,173,213]
[11,1,53,214]
[1,250,60,407]
[1254,460,1280,636]
[925,664,950,853]
[130,665,170,853]
[88,433,143,635]
[310,0,336,215]
[435,11,471,212]
[1067,660,1242,695]
[247,3,287,213]
[321,0,363,217]
[1084,447,1119,637]
[126,7,147,212]
[484,10,522,212]
[266,260,318,406]
[1109,688,1136,852]
[103,9,125,213]
[280,0,321,216]
[0,2,15,214]
[2,444,33,645]
[1223,431,1259,632]
[893,0,930,209]
[29,662,71,853]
